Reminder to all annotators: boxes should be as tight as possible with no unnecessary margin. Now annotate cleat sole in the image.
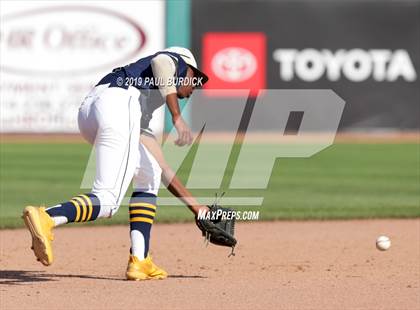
[22,207,52,266]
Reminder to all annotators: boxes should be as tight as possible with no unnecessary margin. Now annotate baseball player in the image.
[22,47,211,280]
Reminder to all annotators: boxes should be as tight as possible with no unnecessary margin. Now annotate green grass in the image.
[1,142,419,228]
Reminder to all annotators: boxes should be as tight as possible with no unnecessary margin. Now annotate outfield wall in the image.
[1,0,419,133]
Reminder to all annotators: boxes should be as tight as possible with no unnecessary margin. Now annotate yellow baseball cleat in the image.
[126,255,168,281]
[22,206,55,266]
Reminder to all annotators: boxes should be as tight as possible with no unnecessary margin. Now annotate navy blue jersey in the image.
[96,51,190,132]
[96,51,189,90]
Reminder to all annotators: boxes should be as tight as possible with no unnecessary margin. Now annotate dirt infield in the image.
[1,220,419,310]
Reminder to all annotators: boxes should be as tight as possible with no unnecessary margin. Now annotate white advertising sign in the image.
[0,1,165,132]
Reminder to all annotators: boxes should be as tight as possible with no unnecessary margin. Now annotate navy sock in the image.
[46,193,101,223]
[129,192,157,258]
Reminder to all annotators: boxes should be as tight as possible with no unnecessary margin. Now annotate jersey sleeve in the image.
[150,53,177,98]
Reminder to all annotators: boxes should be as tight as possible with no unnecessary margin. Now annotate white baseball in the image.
[376,236,391,251]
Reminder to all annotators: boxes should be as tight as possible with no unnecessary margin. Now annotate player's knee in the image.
[92,190,121,218]
[133,167,161,196]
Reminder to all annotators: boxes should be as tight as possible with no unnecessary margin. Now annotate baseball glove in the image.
[195,194,237,257]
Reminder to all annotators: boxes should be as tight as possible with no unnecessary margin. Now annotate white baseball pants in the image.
[133,143,162,196]
[78,84,148,218]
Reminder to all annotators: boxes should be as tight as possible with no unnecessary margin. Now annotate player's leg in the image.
[126,140,167,280]
[89,86,141,218]
[21,88,102,266]
[42,86,141,224]
[23,86,141,265]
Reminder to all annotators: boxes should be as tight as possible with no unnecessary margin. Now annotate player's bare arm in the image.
[140,134,208,215]
[166,92,193,146]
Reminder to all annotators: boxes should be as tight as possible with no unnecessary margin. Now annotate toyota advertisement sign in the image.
[192,0,420,130]
[203,32,266,96]
[272,49,416,83]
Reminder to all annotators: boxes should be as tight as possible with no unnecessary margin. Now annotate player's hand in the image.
[173,116,193,146]
[195,205,209,217]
